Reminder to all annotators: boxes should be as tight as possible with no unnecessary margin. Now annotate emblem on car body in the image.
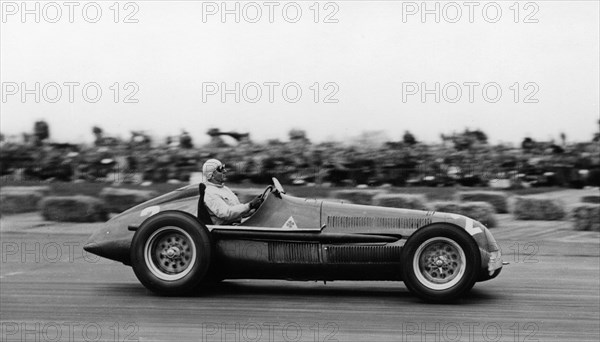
[282,216,298,229]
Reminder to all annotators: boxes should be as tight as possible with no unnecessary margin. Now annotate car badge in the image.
[282,216,298,229]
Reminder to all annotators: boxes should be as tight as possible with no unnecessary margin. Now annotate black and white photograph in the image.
[1,1,599,341]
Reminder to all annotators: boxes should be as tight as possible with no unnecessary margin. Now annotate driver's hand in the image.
[248,196,263,210]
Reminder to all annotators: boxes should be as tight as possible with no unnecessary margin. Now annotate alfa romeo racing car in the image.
[84,178,503,302]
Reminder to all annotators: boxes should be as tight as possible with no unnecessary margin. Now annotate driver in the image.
[202,159,262,225]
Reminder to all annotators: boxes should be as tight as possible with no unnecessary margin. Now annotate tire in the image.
[130,210,212,295]
[401,224,480,302]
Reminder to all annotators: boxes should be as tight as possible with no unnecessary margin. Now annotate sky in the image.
[1,0,599,145]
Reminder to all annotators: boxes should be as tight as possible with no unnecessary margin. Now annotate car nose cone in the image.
[83,241,112,259]
[83,242,101,255]
[82,238,131,264]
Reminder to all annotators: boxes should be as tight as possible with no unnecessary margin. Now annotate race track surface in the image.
[1,213,599,342]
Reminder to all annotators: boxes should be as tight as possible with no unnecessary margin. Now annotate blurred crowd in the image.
[1,125,599,189]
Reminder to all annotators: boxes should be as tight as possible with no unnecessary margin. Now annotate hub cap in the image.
[144,227,196,281]
[413,237,466,290]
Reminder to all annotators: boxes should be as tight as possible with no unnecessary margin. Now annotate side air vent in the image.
[268,242,320,263]
[326,246,401,263]
[326,216,431,229]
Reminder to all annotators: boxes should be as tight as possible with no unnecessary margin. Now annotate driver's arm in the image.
[204,193,251,222]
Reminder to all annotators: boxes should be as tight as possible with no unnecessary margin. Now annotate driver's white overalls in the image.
[203,182,252,225]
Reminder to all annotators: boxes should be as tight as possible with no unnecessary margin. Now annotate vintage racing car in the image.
[84,178,503,302]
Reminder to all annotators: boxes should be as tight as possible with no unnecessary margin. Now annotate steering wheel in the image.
[259,185,273,200]
[254,178,284,205]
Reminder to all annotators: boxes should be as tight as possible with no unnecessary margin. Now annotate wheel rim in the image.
[413,237,466,290]
[144,227,196,281]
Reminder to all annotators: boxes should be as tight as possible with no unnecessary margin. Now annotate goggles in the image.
[215,164,227,173]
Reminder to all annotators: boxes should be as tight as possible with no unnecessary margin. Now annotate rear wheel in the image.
[130,211,212,295]
[401,224,480,302]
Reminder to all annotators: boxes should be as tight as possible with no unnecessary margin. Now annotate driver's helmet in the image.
[202,158,223,180]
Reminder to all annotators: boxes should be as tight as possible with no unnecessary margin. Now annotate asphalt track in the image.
[1,213,599,342]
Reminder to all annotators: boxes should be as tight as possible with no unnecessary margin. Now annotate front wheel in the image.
[401,224,480,302]
[130,211,212,295]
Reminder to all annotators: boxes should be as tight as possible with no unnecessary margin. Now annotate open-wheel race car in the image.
[84,178,503,302]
